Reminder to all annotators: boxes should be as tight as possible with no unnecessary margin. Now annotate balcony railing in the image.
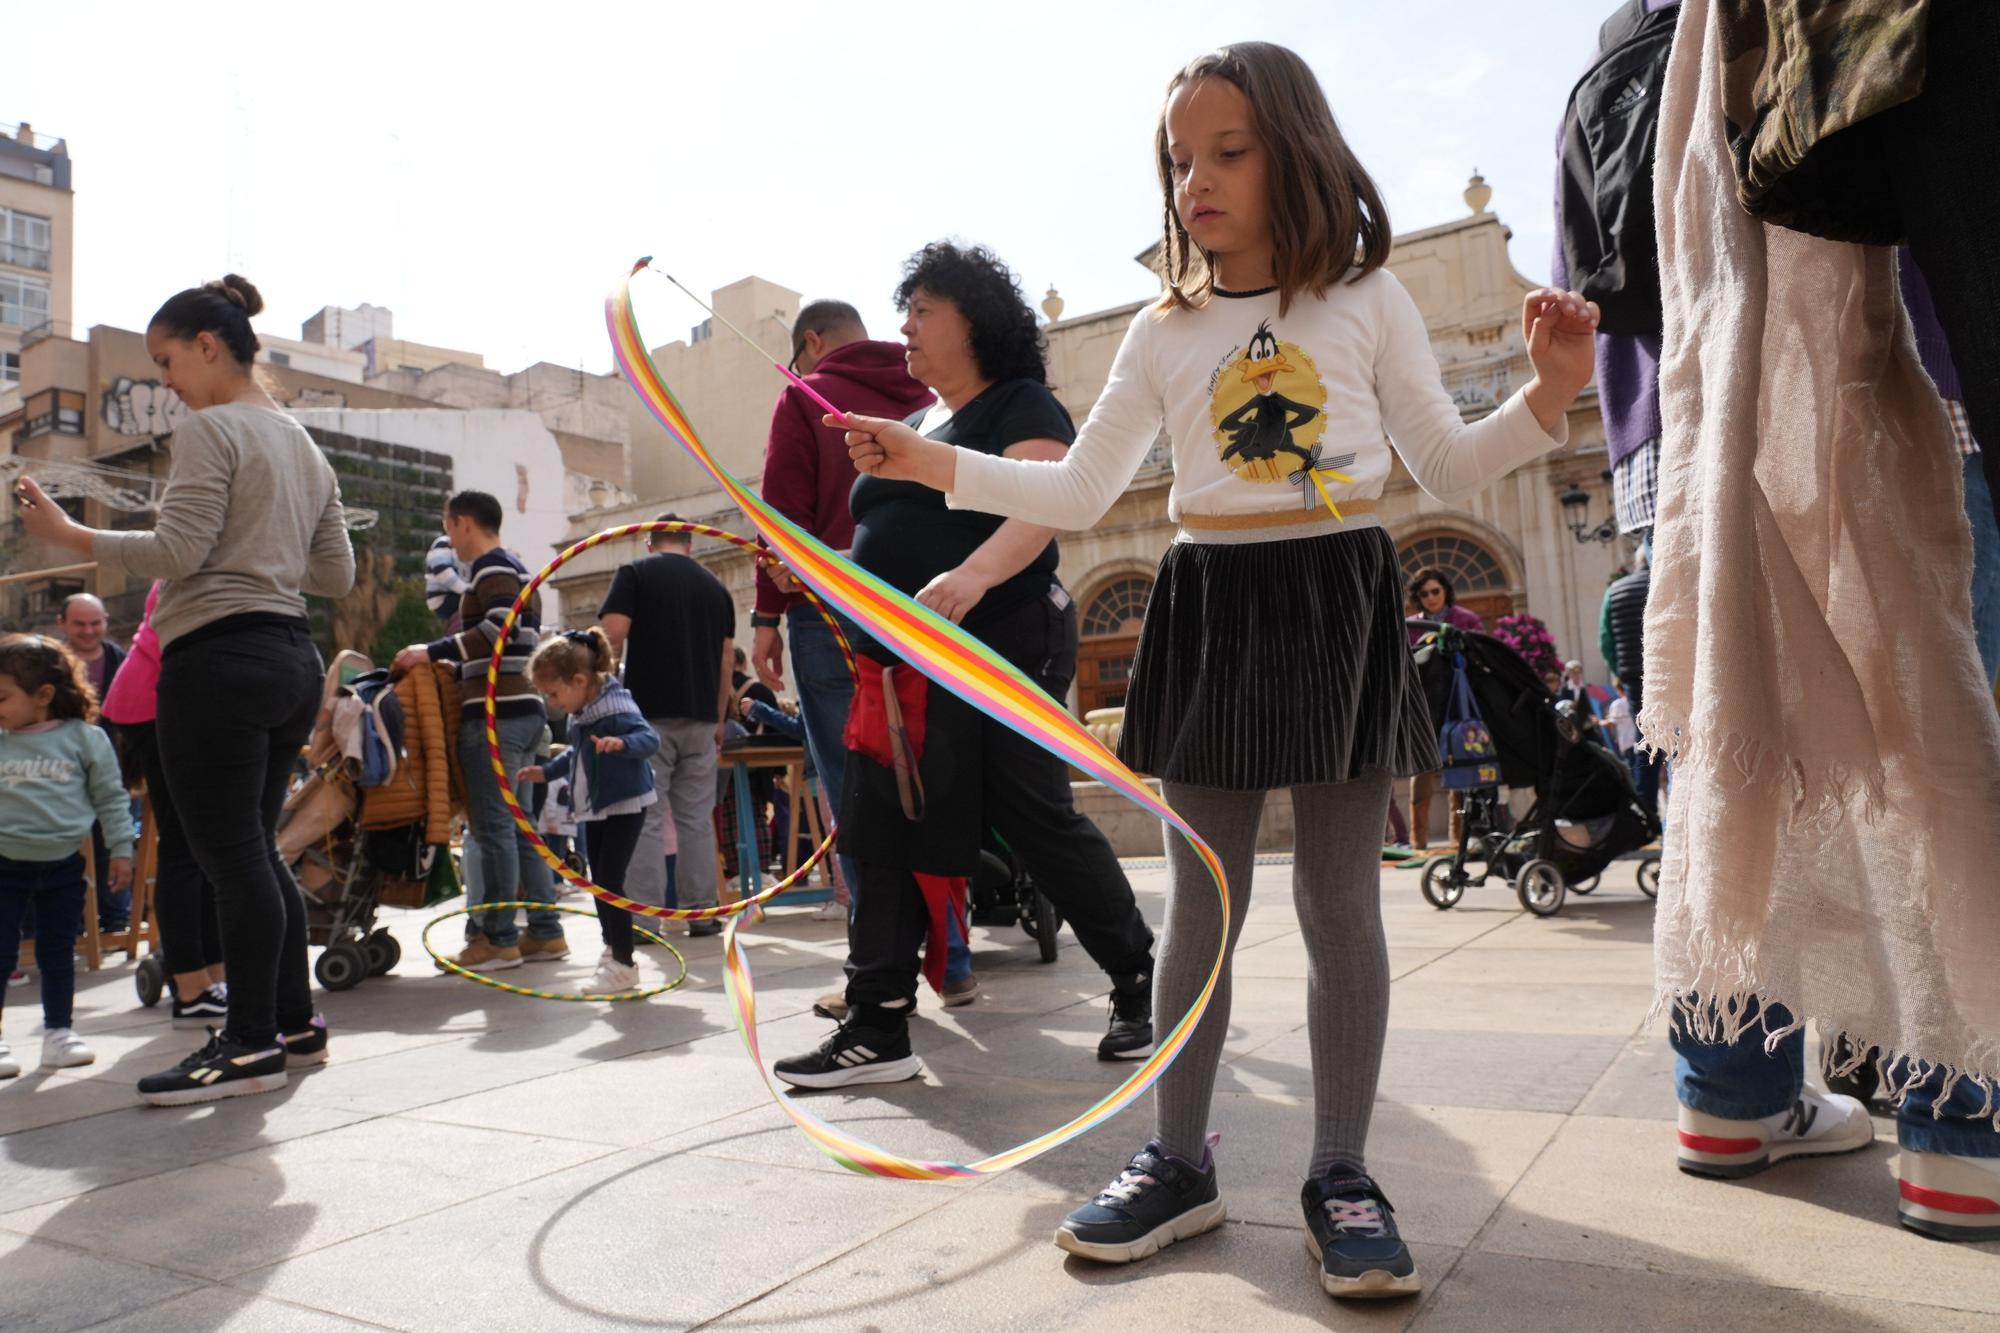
[0,304,50,330]
[0,241,50,271]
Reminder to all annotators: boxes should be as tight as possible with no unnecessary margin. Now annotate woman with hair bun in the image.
[13,274,356,1106]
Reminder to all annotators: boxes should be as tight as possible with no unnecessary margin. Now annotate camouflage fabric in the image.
[1714,0,1931,242]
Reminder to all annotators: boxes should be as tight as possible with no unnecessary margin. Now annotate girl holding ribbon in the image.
[837,42,1599,1302]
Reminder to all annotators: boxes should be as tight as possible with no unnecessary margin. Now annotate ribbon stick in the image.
[606,261,1231,1180]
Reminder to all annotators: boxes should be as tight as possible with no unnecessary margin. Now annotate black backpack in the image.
[1559,0,1680,337]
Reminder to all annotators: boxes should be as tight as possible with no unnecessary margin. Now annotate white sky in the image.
[10,0,1615,376]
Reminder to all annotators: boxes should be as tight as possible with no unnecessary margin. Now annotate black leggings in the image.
[581,811,646,966]
[156,620,322,1048]
[127,722,224,978]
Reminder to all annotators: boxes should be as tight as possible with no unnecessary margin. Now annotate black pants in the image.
[1873,0,2000,529]
[126,722,224,977]
[581,810,646,966]
[846,590,1155,1020]
[157,619,322,1048]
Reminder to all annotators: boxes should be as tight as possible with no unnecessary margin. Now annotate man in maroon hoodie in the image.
[752,301,932,974]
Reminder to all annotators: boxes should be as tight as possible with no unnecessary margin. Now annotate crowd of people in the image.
[3,11,1996,1313]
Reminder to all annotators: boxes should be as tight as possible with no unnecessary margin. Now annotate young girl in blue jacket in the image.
[519,629,660,995]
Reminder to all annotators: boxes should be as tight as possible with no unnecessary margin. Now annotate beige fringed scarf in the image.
[1644,0,2000,1111]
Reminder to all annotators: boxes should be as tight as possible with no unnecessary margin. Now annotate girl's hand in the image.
[591,735,625,754]
[108,857,134,891]
[515,765,545,784]
[1520,289,1600,432]
[916,565,998,625]
[739,695,758,721]
[834,414,957,491]
[13,478,89,551]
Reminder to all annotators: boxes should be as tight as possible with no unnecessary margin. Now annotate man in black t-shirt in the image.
[600,517,736,934]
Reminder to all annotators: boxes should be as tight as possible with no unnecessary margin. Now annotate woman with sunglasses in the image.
[1403,569,1484,851]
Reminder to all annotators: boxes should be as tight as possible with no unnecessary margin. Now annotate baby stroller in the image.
[1410,623,1661,917]
[970,832,1063,963]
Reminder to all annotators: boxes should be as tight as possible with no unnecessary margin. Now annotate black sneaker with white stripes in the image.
[171,985,229,1029]
[1097,974,1155,1062]
[772,1021,922,1090]
[137,1029,287,1107]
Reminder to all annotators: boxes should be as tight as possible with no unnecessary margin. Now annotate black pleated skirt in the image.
[1119,526,1440,791]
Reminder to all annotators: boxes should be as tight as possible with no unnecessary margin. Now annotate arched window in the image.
[1082,575,1151,639]
[1398,532,1515,625]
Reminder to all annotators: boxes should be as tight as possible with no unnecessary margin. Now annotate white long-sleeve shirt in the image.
[948,270,1566,531]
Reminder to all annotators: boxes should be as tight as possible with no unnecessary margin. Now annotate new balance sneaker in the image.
[1676,1087,1874,1178]
[1055,1139,1225,1263]
[280,1013,329,1069]
[773,1021,922,1090]
[1303,1165,1420,1298]
[1898,1149,2000,1242]
[519,934,570,964]
[812,990,850,1022]
[446,938,522,972]
[40,1028,95,1070]
[1097,975,1154,1062]
[587,956,641,995]
[941,974,979,1008]
[172,984,229,1028]
[138,1029,286,1107]
[0,1040,19,1079]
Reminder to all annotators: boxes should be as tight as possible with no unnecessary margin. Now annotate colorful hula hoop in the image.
[423,901,688,1001]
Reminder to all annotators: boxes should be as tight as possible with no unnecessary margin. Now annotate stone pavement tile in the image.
[0,1231,201,1333]
[0,1095,371,1213]
[1223,1030,1627,1115]
[1411,1249,1993,1333]
[1,1115,617,1281]
[1457,897,1657,950]
[1477,1115,2000,1314]
[708,1179,1451,1332]
[249,1146,958,1331]
[1231,939,1449,982]
[0,1069,142,1136]
[1402,945,1655,987]
[1386,980,1653,1036]
[81,1286,388,1331]
[1571,1030,1678,1120]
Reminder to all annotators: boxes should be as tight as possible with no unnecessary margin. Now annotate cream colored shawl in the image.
[1645,0,2000,1108]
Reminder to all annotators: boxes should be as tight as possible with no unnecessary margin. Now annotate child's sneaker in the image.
[447,938,522,972]
[811,899,847,922]
[1054,1139,1225,1263]
[172,984,229,1028]
[586,956,641,995]
[279,1013,329,1069]
[138,1029,286,1107]
[773,1021,922,1089]
[0,1041,18,1079]
[1676,1087,1874,1178]
[6,968,26,988]
[40,1028,94,1070]
[1303,1165,1421,1299]
[1898,1149,2000,1242]
[519,934,570,964]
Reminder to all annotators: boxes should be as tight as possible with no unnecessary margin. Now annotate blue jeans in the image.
[1672,1000,1997,1156]
[790,604,970,980]
[1966,450,2000,686]
[0,853,85,1031]
[457,712,560,947]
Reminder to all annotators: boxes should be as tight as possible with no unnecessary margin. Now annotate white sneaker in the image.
[41,1028,95,1070]
[1899,1149,2000,1242]
[586,958,641,995]
[812,900,847,922]
[1677,1086,1874,1178]
[0,1041,18,1079]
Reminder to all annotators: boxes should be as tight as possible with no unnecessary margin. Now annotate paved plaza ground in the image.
[4,858,1996,1331]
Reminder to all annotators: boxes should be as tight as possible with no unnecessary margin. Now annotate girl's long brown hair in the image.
[1155,42,1392,317]
[0,634,98,722]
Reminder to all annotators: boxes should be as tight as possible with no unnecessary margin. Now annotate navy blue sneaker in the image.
[1055,1140,1225,1263]
[1302,1165,1420,1299]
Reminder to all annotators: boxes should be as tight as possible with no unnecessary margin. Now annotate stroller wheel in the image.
[135,954,166,1008]
[1636,858,1661,899]
[1569,874,1600,895]
[366,929,402,976]
[315,942,369,992]
[1420,857,1467,910]
[1514,860,1566,917]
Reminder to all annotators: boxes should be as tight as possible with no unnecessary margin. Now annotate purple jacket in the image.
[1408,604,1486,646]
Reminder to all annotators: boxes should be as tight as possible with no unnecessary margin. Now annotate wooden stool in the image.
[75,793,160,972]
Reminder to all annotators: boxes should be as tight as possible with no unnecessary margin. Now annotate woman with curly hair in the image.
[774,241,1158,1088]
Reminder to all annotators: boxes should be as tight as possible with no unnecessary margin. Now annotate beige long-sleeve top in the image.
[94,402,355,646]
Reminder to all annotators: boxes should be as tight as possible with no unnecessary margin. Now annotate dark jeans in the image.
[1671,1000,1996,1156]
[847,590,1154,1018]
[127,722,224,977]
[581,810,646,967]
[157,619,323,1048]
[0,853,86,1031]
[1629,748,1662,826]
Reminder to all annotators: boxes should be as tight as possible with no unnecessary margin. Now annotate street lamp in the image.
[1559,474,1619,545]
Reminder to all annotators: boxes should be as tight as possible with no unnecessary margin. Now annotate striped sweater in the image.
[424,547,544,720]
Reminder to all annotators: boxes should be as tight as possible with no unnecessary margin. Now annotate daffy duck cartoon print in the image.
[1217,321,1321,470]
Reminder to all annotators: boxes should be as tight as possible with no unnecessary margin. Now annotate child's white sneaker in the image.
[586,958,641,995]
[41,1028,94,1069]
[0,1040,19,1079]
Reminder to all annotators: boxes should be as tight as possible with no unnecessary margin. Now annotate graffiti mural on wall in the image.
[102,377,189,436]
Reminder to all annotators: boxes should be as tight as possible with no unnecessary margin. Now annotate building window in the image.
[0,350,18,386]
[268,350,291,367]
[1398,531,1515,624]
[1077,574,1154,716]
[1082,575,1152,638]
[0,208,51,271]
[0,271,51,328]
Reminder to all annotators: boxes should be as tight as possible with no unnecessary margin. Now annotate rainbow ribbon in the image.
[604,261,1230,1179]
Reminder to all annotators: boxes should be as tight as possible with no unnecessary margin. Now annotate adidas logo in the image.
[832,1046,877,1067]
[1605,74,1651,116]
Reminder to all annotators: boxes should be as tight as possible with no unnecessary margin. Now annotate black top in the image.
[849,379,1072,647]
[600,552,736,722]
